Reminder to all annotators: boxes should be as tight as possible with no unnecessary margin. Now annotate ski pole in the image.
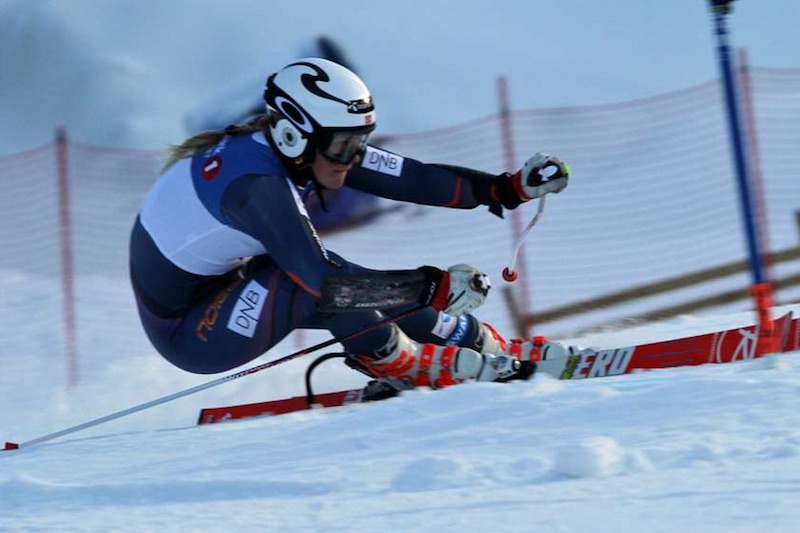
[3,305,423,451]
[502,196,546,282]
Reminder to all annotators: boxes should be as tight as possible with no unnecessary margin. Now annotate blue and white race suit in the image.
[130,130,500,373]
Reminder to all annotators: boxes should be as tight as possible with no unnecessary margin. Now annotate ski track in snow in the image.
[3,343,800,532]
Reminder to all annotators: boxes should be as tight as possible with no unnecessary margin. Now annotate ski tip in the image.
[502,268,518,282]
[3,442,19,451]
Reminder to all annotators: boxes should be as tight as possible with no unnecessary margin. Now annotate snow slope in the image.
[3,308,800,532]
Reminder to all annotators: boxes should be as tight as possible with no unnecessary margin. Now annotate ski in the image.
[541,310,796,380]
[197,311,798,425]
[198,389,365,425]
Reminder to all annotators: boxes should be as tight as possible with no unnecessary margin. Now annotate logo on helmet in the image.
[347,97,374,114]
[274,96,313,134]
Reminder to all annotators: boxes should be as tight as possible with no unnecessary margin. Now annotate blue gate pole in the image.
[709,2,762,282]
[707,0,776,354]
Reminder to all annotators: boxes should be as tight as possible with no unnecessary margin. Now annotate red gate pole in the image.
[737,48,776,356]
[497,76,532,337]
[56,128,79,388]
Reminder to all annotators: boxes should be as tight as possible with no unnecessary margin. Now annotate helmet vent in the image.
[282,127,298,146]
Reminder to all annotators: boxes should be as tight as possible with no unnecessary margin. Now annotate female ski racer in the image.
[130,57,569,393]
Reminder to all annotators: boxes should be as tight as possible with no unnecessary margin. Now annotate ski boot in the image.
[476,322,570,381]
[348,324,520,392]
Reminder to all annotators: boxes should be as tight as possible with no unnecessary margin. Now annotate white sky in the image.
[1,0,799,153]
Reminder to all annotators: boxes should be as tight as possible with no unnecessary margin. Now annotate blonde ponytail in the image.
[163,116,271,170]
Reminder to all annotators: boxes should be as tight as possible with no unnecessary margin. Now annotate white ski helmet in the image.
[264,58,376,169]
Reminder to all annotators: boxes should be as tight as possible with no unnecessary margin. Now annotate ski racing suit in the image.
[130,130,509,374]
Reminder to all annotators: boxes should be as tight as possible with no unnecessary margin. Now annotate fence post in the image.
[497,76,532,337]
[56,127,79,389]
[796,210,800,240]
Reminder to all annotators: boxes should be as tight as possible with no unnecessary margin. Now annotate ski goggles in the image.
[319,128,373,164]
